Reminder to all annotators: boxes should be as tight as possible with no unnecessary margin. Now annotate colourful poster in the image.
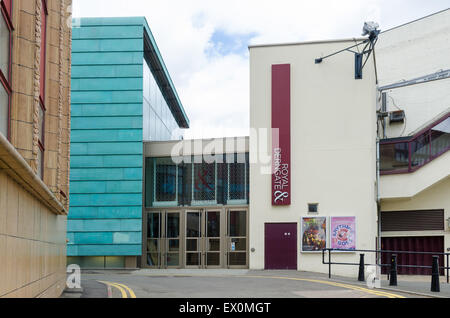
[301,217,327,252]
[330,217,356,250]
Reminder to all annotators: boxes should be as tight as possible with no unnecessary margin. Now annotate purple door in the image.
[265,223,297,270]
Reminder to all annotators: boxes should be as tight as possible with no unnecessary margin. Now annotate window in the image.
[0,0,13,138]
[37,0,47,179]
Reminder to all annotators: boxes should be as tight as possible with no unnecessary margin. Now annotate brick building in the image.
[0,0,72,298]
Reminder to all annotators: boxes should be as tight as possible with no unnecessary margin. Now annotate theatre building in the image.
[249,38,378,276]
[377,9,450,275]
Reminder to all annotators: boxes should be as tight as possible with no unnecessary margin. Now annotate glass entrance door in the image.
[227,209,248,268]
[146,211,181,268]
[185,210,223,268]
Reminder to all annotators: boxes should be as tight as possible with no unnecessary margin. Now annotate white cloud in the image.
[73,0,449,139]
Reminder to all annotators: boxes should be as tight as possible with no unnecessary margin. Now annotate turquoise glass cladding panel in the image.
[71,104,143,117]
[72,38,143,53]
[72,25,143,40]
[70,142,143,156]
[70,180,142,194]
[70,168,142,181]
[70,193,142,207]
[70,155,143,168]
[71,117,143,130]
[71,91,142,104]
[67,232,142,245]
[72,65,143,79]
[67,219,142,232]
[71,78,142,91]
[71,130,143,143]
[68,206,142,219]
[72,52,143,65]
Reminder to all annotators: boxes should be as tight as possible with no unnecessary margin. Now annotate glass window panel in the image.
[155,158,177,202]
[193,163,216,201]
[186,253,200,266]
[430,117,450,157]
[186,239,198,251]
[207,212,220,237]
[38,105,44,142]
[150,108,156,141]
[0,15,10,77]
[411,134,430,168]
[167,253,179,266]
[229,163,246,200]
[147,253,159,267]
[208,239,220,252]
[186,212,201,237]
[380,142,409,172]
[229,211,246,237]
[147,239,159,253]
[0,83,8,136]
[166,213,180,238]
[207,253,220,266]
[168,240,179,252]
[229,253,246,266]
[147,213,160,238]
[231,238,246,251]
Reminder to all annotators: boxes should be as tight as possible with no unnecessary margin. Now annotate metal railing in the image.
[322,248,450,291]
[380,112,450,175]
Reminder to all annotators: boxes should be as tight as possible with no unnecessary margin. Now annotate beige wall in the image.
[381,176,450,252]
[0,0,72,298]
[377,9,450,138]
[249,39,378,277]
[0,170,67,298]
[380,151,450,200]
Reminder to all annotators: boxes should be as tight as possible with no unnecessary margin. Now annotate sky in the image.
[72,0,449,139]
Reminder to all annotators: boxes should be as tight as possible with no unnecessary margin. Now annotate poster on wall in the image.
[301,217,327,252]
[330,217,356,250]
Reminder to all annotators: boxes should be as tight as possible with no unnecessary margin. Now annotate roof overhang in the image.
[143,21,190,129]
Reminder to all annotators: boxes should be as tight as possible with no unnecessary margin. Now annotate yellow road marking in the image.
[244,275,406,298]
[98,281,132,298]
[114,282,137,298]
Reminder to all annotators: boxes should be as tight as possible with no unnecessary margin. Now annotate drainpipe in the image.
[376,86,382,283]
[376,136,382,280]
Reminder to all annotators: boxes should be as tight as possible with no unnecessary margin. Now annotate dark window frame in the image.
[37,0,47,179]
[0,0,13,140]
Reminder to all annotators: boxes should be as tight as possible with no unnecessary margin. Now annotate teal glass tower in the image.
[68,17,189,268]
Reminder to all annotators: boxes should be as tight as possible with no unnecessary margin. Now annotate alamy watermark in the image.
[66,264,81,289]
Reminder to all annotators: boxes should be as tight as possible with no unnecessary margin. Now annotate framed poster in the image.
[330,217,356,250]
[301,217,327,252]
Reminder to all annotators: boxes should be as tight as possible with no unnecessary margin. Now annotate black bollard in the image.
[358,254,365,282]
[389,254,398,286]
[431,256,440,292]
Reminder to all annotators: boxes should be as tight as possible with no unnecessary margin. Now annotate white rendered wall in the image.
[377,9,450,138]
[249,40,378,277]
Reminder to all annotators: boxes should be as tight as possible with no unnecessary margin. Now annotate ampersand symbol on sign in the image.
[274,191,289,203]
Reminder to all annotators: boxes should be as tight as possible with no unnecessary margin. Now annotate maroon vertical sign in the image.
[272,64,291,206]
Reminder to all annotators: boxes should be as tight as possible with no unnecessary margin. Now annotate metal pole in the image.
[328,250,331,279]
[447,254,449,284]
